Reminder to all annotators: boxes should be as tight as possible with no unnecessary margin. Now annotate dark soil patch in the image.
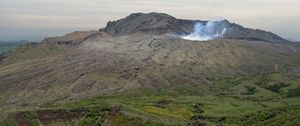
[15,109,87,126]
[153,99,172,108]
[15,112,31,126]
[36,109,87,125]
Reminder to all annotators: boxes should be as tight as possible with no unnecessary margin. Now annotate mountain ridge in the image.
[100,12,288,43]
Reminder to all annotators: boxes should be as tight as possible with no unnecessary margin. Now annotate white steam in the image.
[181,20,227,41]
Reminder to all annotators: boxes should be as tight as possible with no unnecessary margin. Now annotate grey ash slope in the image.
[1,35,300,105]
[101,12,288,43]
[0,12,299,106]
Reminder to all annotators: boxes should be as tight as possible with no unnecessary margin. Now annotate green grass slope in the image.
[1,72,300,126]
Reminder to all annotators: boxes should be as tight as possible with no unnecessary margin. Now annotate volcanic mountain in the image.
[0,12,299,103]
[0,13,300,126]
[100,12,288,42]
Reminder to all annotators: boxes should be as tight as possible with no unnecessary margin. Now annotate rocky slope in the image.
[100,12,288,42]
[1,35,300,106]
[0,12,299,106]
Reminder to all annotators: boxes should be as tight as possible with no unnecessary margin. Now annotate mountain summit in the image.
[100,12,197,36]
[101,12,288,42]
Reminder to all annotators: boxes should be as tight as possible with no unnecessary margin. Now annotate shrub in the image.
[266,82,290,93]
[287,86,300,97]
[78,105,111,126]
[243,86,257,95]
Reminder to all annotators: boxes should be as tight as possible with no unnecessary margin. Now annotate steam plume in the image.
[181,20,227,41]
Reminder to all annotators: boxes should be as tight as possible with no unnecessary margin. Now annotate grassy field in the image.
[1,95,299,125]
[2,95,298,126]
[1,72,300,126]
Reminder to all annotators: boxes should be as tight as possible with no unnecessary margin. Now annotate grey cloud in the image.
[0,0,299,42]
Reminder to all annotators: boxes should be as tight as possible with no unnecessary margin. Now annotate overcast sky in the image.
[0,0,299,42]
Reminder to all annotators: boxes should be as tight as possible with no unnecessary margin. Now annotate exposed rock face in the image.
[221,21,288,42]
[101,12,288,43]
[100,12,199,36]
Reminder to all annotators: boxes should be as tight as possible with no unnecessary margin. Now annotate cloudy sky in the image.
[0,0,299,42]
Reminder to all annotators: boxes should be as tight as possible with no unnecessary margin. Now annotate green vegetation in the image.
[24,112,39,126]
[78,105,111,126]
[287,86,300,97]
[1,94,300,126]
[38,85,300,126]
[0,118,18,126]
[243,86,257,95]
[214,105,300,126]
[0,72,300,126]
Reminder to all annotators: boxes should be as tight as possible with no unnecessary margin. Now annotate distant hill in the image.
[0,40,29,54]
[0,40,29,45]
